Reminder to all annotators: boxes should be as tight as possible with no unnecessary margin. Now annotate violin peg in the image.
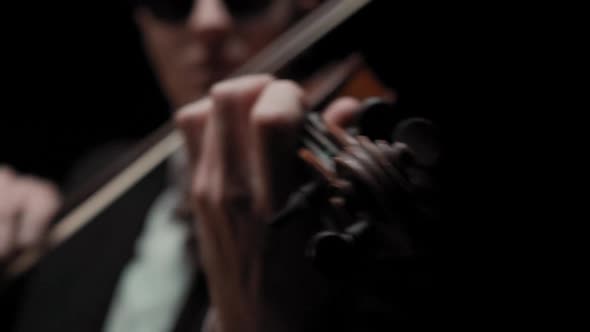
[392,118,440,169]
[306,230,355,278]
[306,220,372,278]
[356,97,397,142]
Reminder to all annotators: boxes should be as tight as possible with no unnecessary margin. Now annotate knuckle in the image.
[211,75,274,102]
[190,176,210,206]
[0,166,15,182]
[273,80,304,97]
[190,174,252,212]
[210,80,236,100]
[251,108,300,132]
[175,98,211,128]
[252,80,304,131]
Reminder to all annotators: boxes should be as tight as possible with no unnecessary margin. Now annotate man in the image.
[5,1,342,331]
[5,1,436,331]
[105,1,334,332]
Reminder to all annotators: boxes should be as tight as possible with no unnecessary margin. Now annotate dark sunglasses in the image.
[138,0,274,23]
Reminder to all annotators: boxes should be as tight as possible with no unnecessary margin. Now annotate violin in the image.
[3,0,441,329]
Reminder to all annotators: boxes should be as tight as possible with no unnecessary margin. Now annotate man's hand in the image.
[176,75,360,332]
[0,166,61,261]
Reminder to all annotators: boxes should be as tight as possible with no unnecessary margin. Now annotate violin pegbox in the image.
[296,98,440,277]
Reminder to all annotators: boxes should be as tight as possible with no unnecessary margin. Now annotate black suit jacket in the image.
[3,156,208,332]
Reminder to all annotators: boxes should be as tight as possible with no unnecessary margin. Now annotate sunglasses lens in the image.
[144,0,194,22]
[224,0,273,18]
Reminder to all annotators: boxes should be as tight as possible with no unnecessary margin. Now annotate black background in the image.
[1,1,169,185]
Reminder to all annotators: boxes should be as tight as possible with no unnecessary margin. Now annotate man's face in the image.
[136,0,310,109]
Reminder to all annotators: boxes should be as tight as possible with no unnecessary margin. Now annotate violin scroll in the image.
[276,98,440,277]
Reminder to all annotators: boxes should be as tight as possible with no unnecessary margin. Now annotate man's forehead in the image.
[134,0,281,23]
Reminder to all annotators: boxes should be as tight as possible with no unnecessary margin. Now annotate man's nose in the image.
[187,0,233,43]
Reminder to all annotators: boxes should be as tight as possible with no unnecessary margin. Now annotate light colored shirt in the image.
[103,184,195,332]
